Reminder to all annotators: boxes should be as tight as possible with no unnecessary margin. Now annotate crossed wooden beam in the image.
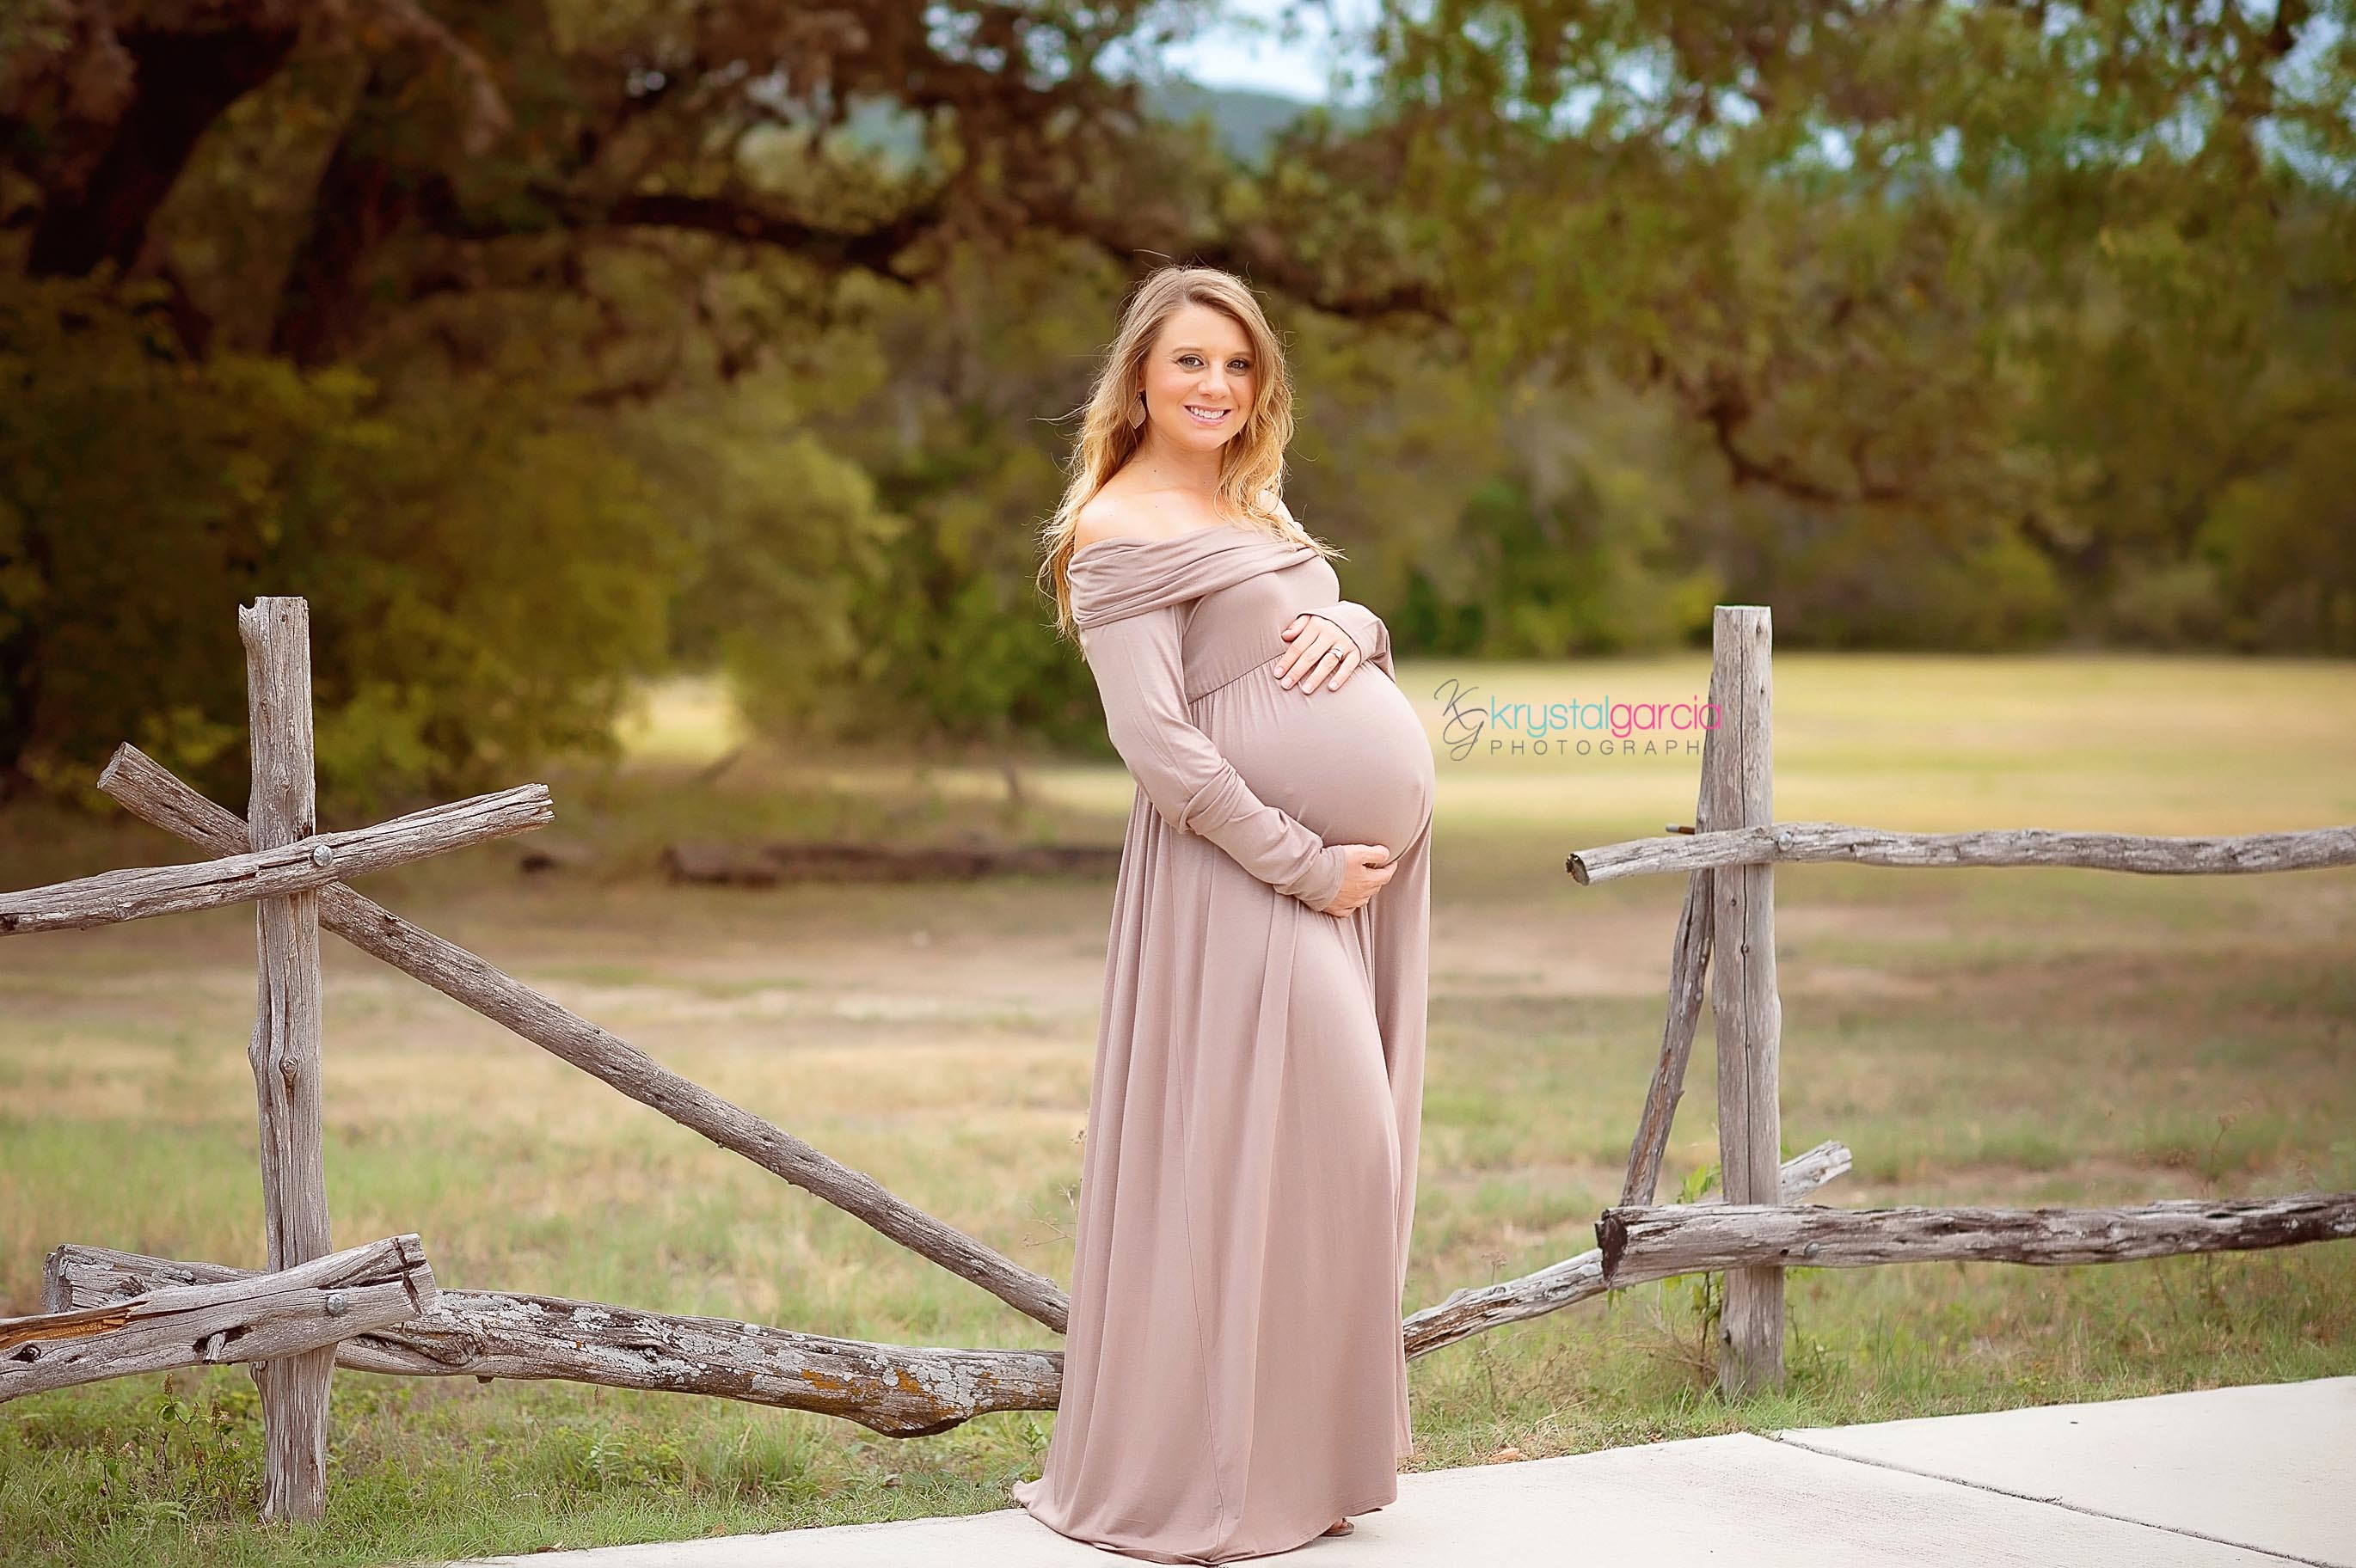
[78,740,1072,1332]
[0,597,1066,1522]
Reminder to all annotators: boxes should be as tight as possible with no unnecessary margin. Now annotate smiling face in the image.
[1139,302,1256,452]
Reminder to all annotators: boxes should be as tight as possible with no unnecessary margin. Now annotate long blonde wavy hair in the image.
[1036,264,1341,643]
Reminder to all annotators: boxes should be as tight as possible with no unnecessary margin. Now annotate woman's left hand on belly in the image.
[1273,613,1363,693]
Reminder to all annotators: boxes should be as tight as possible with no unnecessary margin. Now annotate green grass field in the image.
[4,652,2353,1566]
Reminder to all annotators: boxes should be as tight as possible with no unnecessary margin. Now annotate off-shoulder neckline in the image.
[1070,522,1249,559]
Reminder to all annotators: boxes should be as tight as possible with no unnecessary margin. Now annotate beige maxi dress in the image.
[1012,523,1435,1563]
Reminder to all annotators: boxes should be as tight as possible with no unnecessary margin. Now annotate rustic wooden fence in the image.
[3,596,2353,1521]
[1578,606,2356,1396]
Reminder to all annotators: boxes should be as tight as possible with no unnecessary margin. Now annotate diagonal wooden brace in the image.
[93,744,1071,1334]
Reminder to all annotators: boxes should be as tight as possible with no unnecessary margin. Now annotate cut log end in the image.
[95,744,135,793]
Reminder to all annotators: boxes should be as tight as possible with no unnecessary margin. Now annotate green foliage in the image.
[768,251,1127,758]
[641,394,908,745]
[2206,407,2356,652]
[0,277,678,814]
[0,277,377,805]
[6,0,2356,799]
[1363,0,2356,652]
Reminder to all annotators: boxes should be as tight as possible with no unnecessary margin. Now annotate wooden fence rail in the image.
[0,783,552,934]
[41,1246,1058,1438]
[1569,821,2356,885]
[2,1235,437,1402]
[1404,1140,1850,1357]
[1595,1195,2356,1289]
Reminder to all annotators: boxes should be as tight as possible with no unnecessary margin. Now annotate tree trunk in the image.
[28,23,298,279]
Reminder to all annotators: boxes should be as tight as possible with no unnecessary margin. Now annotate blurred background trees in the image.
[3,0,2350,812]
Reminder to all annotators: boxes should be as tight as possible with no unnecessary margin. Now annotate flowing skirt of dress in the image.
[1011,665,1433,1565]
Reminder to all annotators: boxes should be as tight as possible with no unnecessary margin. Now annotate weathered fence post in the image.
[241,597,334,1522]
[1708,605,1783,1397]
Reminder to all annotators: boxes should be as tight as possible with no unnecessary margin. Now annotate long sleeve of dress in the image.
[1302,599,1394,678]
[1082,606,1350,914]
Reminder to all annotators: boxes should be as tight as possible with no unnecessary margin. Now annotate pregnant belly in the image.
[1206,665,1436,856]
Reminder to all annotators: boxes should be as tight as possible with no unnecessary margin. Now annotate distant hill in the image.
[1141,79,1359,165]
[831,77,1364,170]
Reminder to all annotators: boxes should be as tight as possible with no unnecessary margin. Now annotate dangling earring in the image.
[1128,389,1147,430]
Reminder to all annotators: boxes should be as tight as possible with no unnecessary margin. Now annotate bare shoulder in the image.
[1256,487,1299,529]
[1072,493,1147,552]
[1076,481,1195,550]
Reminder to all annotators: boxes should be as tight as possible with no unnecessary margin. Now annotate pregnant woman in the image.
[1013,264,1435,1562]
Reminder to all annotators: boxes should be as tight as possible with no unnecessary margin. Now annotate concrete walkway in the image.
[450,1375,2355,1567]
